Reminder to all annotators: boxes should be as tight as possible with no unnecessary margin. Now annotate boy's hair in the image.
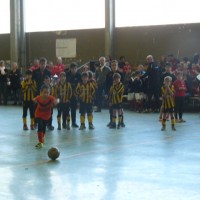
[176,71,183,76]
[26,69,32,75]
[164,76,172,82]
[70,62,78,69]
[40,84,50,91]
[88,70,93,79]
[113,72,121,79]
[111,60,118,64]
[81,72,89,78]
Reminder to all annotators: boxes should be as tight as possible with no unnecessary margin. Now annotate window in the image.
[115,0,200,27]
[0,0,10,34]
[25,0,105,32]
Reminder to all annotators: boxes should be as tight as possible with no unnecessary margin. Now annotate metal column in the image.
[10,0,26,68]
[105,0,115,58]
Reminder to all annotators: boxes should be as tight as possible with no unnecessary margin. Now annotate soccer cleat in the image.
[66,124,70,130]
[62,123,67,129]
[47,125,54,131]
[35,142,43,149]
[72,123,79,128]
[109,123,116,129]
[172,126,176,131]
[23,124,28,130]
[57,124,61,130]
[179,119,186,123]
[117,124,121,129]
[161,126,166,131]
[79,124,86,130]
[107,122,112,127]
[89,123,95,130]
[30,125,35,130]
[121,122,126,127]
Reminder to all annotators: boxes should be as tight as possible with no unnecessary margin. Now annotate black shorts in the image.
[112,103,122,109]
[79,102,93,114]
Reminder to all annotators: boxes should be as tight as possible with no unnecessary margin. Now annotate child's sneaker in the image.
[109,123,116,129]
[79,124,86,130]
[121,122,126,127]
[66,124,70,130]
[89,123,95,130]
[107,122,112,127]
[175,119,179,123]
[47,125,54,131]
[35,142,43,149]
[62,123,67,129]
[23,124,28,130]
[179,119,186,123]
[30,125,35,130]
[161,126,166,131]
[57,124,61,130]
[117,124,121,129]
[172,125,176,131]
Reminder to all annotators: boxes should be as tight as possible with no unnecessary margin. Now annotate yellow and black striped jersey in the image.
[89,79,98,90]
[161,85,175,109]
[21,79,37,101]
[55,81,72,103]
[109,82,124,105]
[75,82,95,104]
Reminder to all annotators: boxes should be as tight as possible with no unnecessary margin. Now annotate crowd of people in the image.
[1,53,200,148]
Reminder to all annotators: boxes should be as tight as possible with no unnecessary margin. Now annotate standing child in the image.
[33,84,57,148]
[109,73,124,129]
[161,76,176,131]
[75,72,96,130]
[55,72,72,130]
[43,75,55,130]
[173,71,187,123]
[21,70,37,130]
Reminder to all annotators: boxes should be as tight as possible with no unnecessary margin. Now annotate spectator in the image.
[32,57,51,95]
[9,62,22,105]
[0,60,8,105]
[95,56,111,112]
[141,55,161,112]
[51,57,65,76]
[30,58,39,71]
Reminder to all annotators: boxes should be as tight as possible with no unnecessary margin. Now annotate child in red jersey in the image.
[33,84,57,148]
[173,71,187,123]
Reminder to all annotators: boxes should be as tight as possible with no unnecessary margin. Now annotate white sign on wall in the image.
[56,38,76,58]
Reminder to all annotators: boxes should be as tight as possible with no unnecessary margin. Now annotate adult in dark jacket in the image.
[141,55,161,112]
[65,62,81,128]
[9,62,22,105]
[32,57,51,95]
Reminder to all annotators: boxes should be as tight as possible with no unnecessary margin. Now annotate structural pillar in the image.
[10,0,26,68]
[105,0,115,58]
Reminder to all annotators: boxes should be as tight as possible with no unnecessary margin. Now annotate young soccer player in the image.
[109,73,125,129]
[21,70,37,130]
[43,76,55,130]
[55,72,72,130]
[33,84,57,148]
[75,72,96,130]
[173,71,187,123]
[161,76,176,131]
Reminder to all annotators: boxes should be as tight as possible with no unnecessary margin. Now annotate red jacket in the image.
[51,64,65,76]
[173,79,187,97]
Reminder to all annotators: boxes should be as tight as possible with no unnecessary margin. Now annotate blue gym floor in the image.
[0,106,200,200]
